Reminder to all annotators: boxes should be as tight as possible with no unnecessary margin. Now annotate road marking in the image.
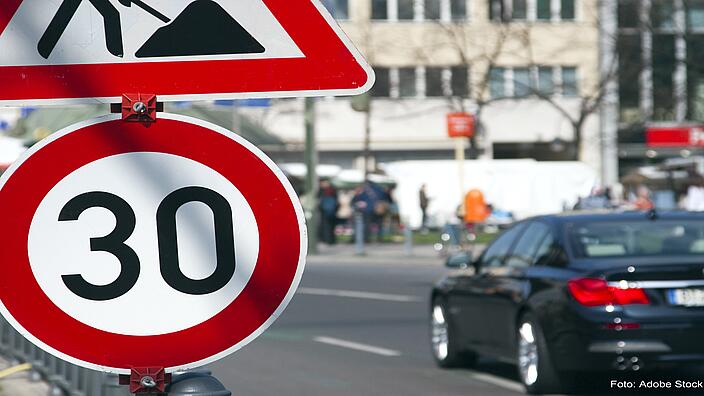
[313,336,401,357]
[466,371,525,393]
[297,287,422,302]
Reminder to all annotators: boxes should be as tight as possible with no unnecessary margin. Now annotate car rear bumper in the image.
[547,322,704,371]
[587,340,671,353]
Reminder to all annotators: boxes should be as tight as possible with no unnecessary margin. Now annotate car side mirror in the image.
[445,251,474,272]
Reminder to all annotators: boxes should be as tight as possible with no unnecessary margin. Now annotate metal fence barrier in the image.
[0,316,130,396]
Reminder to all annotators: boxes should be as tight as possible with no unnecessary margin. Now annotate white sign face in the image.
[28,152,259,336]
[0,0,302,66]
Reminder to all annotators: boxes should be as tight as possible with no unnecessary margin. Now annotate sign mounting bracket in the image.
[119,366,171,393]
[110,93,163,123]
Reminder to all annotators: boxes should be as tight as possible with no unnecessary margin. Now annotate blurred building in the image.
[250,0,604,176]
[614,0,704,175]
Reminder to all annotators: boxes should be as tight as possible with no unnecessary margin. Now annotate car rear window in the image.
[569,220,704,258]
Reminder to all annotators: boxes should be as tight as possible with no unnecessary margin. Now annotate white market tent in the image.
[279,163,342,179]
[333,169,396,186]
[381,159,597,228]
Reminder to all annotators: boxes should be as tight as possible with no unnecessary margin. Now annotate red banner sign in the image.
[646,126,704,147]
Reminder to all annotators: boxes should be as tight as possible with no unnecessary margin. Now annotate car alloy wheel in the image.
[431,304,449,362]
[518,322,539,386]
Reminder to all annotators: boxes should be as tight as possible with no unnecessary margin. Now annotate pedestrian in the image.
[382,186,400,239]
[318,179,339,245]
[683,173,704,212]
[351,185,369,243]
[632,185,654,210]
[352,181,385,243]
[463,189,489,233]
[419,184,429,232]
[371,185,392,242]
[573,187,611,210]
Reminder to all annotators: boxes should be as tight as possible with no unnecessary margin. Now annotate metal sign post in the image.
[115,100,232,395]
[447,113,475,214]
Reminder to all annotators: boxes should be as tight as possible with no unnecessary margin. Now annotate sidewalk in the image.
[307,242,445,265]
[0,357,49,396]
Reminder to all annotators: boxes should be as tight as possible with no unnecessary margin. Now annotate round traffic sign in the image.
[0,114,306,374]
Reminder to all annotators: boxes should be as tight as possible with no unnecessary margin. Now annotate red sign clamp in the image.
[110,94,163,124]
[119,367,171,393]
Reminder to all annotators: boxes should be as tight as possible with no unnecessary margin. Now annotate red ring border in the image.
[0,115,304,372]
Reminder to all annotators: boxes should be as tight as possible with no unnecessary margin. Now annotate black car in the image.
[430,211,704,394]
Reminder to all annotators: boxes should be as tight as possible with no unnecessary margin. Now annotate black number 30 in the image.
[58,187,236,301]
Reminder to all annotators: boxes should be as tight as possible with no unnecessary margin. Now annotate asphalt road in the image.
[208,245,526,396]
[207,245,704,396]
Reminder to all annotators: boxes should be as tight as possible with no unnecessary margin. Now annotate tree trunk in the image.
[572,121,583,161]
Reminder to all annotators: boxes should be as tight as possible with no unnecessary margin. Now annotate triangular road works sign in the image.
[0,0,374,105]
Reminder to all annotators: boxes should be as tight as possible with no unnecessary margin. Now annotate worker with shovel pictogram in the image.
[38,0,170,59]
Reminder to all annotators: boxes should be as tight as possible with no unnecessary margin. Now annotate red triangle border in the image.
[0,0,374,105]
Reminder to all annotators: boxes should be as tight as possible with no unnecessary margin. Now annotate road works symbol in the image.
[38,0,263,59]
[0,0,373,104]
[0,114,306,374]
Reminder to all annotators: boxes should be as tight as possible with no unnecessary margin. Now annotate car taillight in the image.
[567,278,649,307]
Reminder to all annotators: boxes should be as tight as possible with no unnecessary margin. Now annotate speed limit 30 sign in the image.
[0,114,306,373]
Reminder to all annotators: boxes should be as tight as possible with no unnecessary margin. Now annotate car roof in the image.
[532,210,704,225]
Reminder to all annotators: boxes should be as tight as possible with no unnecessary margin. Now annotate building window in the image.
[490,0,509,21]
[366,0,467,21]
[425,67,469,97]
[372,0,388,20]
[512,0,527,20]
[488,66,576,99]
[398,0,415,20]
[490,67,506,98]
[371,67,390,97]
[687,37,704,121]
[687,0,704,29]
[560,0,575,20]
[652,34,676,120]
[490,0,576,22]
[426,67,445,96]
[399,67,417,97]
[537,0,551,20]
[651,0,675,30]
[451,0,468,21]
[451,66,469,97]
[425,0,442,20]
[372,66,470,99]
[617,34,641,120]
[537,66,554,94]
[323,0,349,19]
[618,0,639,28]
[561,67,578,96]
[513,67,531,96]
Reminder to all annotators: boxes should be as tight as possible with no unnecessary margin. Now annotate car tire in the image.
[517,312,566,395]
[430,297,477,368]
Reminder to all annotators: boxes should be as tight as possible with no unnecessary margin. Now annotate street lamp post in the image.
[304,97,319,254]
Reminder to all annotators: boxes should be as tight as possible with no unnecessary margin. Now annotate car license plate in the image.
[668,289,704,307]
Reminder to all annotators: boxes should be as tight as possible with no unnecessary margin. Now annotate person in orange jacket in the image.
[464,189,490,226]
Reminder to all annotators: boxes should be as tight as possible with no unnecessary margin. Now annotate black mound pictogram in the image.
[136,0,265,58]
